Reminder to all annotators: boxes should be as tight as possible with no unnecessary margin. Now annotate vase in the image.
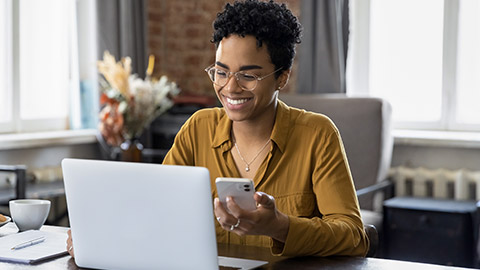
[120,138,144,162]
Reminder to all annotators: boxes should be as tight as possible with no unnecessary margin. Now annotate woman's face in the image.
[214,35,285,124]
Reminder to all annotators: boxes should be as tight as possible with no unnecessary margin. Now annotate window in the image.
[347,0,480,131]
[0,0,78,134]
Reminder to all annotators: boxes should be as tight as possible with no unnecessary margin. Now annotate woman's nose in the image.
[224,75,243,93]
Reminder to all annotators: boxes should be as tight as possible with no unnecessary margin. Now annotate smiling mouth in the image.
[226,97,251,105]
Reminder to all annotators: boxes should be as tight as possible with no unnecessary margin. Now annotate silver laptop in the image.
[61,158,267,270]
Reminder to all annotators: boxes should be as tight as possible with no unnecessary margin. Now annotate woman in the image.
[161,0,368,257]
[68,0,368,258]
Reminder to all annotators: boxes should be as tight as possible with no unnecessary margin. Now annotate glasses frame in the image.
[204,65,283,91]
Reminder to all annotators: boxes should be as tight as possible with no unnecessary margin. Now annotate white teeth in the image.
[227,98,249,105]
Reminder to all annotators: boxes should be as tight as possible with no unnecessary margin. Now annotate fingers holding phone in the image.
[214,178,289,242]
[215,178,256,234]
[254,191,275,209]
[214,197,245,233]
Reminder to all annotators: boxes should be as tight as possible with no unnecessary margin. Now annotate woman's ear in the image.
[276,69,291,91]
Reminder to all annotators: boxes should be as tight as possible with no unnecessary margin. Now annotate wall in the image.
[146,0,301,95]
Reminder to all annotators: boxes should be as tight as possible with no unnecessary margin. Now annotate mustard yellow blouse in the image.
[162,100,369,257]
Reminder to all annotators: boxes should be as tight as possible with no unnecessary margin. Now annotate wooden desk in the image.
[0,224,476,270]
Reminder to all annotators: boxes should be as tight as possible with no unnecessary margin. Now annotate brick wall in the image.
[147,0,301,96]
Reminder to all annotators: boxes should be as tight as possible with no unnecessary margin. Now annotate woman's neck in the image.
[231,103,277,145]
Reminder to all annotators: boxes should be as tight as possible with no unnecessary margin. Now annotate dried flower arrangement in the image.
[97,51,180,147]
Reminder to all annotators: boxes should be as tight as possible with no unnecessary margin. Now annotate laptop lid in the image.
[62,158,218,270]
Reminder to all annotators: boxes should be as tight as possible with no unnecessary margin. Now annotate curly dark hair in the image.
[212,0,302,77]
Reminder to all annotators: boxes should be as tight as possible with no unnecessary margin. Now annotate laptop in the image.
[61,158,267,270]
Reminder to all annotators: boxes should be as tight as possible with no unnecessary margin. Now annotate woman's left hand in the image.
[214,191,290,243]
[66,229,75,258]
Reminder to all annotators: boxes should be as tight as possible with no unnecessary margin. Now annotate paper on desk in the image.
[0,230,68,264]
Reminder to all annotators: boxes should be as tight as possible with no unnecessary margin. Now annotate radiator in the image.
[389,166,480,200]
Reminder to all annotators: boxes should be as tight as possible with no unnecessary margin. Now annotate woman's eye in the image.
[239,73,256,81]
[215,70,228,78]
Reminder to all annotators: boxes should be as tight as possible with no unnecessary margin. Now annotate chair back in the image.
[279,93,393,210]
[364,224,378,257]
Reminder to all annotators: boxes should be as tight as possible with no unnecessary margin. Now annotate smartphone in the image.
[215,177,257,211]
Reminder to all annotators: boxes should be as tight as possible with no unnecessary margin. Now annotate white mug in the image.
[9,199,51,231]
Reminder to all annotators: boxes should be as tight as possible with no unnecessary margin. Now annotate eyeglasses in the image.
[204,65,282,91]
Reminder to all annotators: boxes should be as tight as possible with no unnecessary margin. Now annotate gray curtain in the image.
[96,0,147,78]
[297,0,349,94]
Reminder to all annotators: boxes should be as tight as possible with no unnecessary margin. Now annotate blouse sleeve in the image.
[271,126,369,257]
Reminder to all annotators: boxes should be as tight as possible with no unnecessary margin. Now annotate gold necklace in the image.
[234,139,271,172]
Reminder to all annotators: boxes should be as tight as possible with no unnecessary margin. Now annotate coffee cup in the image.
[9,199,51,231]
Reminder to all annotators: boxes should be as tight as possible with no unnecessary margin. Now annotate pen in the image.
[11,236,46,250]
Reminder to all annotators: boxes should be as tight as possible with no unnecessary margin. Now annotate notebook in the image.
[61,158,267,270]
[0,229,68,264]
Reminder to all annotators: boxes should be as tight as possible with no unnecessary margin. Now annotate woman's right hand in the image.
[214,192,290,243]
[66,229,75,258]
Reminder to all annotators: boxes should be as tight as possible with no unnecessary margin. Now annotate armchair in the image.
[279,93,394,256]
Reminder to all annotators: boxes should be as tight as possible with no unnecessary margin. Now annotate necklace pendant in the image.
[233,139,270,174]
